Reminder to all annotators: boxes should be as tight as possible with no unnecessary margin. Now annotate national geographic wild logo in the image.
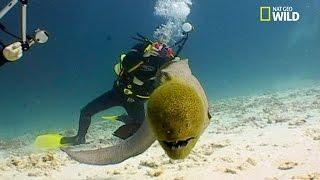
[260,6,300,22]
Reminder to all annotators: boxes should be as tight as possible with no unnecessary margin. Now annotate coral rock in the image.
[278,161,298,170]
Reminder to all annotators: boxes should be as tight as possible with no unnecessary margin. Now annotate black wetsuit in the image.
[0,44,8,67]
[61,42,172,144]
[0,49,8,67]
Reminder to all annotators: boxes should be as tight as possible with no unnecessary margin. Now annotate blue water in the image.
[0,0,319,138]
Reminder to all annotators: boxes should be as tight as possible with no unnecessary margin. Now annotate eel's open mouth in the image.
[162,137,195,150]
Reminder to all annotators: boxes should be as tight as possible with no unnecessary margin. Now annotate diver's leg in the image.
[112,100,145,139]
[124,100,145,125]
[61,88,121,145]
[115,113,131,124]
[113,101,145,124]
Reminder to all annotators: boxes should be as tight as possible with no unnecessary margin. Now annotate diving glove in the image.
[3,42,23,61]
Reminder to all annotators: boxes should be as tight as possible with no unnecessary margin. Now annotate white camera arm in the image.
[0,0,27,43]
[0,0,19,20]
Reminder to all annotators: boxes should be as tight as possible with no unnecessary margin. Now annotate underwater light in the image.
[182,22,193,33]
[31,29,49,44]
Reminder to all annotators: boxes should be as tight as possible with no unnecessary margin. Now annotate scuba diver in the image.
[59,23,194,145]
[0,0,49,68]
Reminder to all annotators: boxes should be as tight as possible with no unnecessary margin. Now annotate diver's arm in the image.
[0,51,7,67]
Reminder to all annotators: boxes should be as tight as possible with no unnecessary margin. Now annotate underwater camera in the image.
[25,29,49,49]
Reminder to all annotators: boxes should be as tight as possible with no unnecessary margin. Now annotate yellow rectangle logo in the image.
[260,6,271,22]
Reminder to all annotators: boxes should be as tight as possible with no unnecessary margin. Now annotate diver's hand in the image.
[143,45,160,58]
[2,42,23,62]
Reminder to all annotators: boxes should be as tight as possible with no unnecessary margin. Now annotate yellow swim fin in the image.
[102,115,119,121]
[34,134,63,149]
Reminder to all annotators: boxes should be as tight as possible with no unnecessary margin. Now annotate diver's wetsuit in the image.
[0,55,6,67]
[0,49,8,67]
[61,43,172,144]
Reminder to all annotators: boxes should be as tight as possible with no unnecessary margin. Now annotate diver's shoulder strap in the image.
[125,43,156,73]
[114,53,145,77]
[115,42,153,76]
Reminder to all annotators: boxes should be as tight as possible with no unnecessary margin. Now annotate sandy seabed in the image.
[0,85,320,180]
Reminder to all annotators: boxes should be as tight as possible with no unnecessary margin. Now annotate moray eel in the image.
[62,60,210,165]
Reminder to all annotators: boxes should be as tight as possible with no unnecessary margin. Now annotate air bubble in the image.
[153,0,192,45]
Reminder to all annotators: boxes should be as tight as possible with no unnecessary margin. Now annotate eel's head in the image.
[147,79,205,159]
